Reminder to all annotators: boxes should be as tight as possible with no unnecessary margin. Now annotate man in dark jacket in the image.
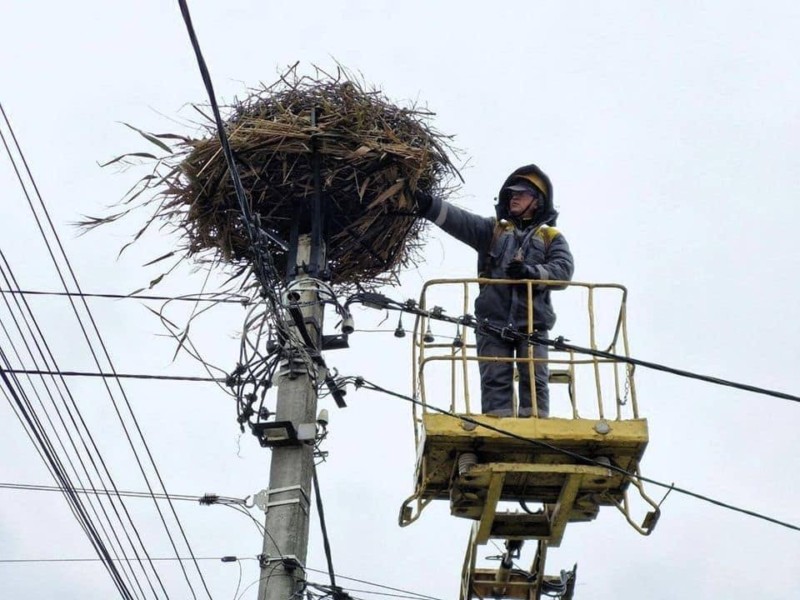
[419,164,574,417]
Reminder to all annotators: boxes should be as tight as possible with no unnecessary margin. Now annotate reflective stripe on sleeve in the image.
[434,203,449,226]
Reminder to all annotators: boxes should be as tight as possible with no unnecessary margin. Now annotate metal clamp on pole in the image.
[254,485,311,515]
[258,554,305,572]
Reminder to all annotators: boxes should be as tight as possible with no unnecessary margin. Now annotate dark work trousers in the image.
[476,330,549,418]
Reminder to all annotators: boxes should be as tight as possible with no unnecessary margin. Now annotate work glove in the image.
[414,189,433,215]
[505,259,535,280]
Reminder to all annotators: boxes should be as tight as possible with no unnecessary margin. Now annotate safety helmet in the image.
[496,164,557,225]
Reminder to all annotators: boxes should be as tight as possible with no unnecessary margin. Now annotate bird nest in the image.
[96,67,460,295]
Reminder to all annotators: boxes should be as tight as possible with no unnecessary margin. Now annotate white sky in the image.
[1,1,799,599]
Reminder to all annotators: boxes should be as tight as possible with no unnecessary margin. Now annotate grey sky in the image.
[1,1,799,598]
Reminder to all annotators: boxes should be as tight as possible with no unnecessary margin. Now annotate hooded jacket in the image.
[423,164,574,331]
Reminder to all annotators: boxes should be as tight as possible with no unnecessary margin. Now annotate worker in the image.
[416,164,574,417]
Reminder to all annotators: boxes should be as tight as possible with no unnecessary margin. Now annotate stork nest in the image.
[94,67,460,294]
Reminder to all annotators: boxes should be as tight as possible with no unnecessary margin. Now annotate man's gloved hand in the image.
[414,189,433,215]
[505,259,535,280]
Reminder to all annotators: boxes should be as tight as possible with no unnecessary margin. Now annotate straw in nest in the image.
[91,65,461,296]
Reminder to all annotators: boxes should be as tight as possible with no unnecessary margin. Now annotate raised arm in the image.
[421,194,495,252]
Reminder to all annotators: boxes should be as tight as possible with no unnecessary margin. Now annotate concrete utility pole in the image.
[258,234,323,600]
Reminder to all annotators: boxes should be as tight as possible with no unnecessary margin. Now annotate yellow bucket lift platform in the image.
[399,280,659,600]
[407,414,650,539]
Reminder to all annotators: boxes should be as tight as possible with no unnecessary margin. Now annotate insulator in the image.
[341,315,355,334]
[423,322,435,344]
[394,314,406,338]
[452,332,464,348]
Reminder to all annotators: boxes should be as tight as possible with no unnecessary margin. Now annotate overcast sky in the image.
[2,1,799,599]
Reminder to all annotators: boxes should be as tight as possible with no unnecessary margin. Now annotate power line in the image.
[1,111,173,600]
[311,463,338,591]
[0,556,446,600]
[0,369,143,599]
[0,289,251,304]
[349,376,800,534]
[0,253,167,599]
[308,582,443,600]
[2,102,211,599]
[303,568,444,600]
[346,291,800,406]
[1,368,224,383]
[0,482,246,505]
[541,334,800,405]
[234,561,283,600]
[175,0,287,266]
[172,8,348,600]
[0,557,246,564]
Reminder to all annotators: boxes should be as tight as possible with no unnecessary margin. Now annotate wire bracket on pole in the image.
[258,554,305,572]
[254,485,311,514]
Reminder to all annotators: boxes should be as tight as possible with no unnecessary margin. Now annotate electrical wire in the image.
[0,556,444,600]
[0,556,254,564]
[2,102,211,598]
[541,334,800,404]
[0,368,224,382]
[0,554,445,600]
[0,369,141,600]
[231,559,243,600]
[303,568,444,600]
[345,291,800,405]
[0,254,166,599]
[311,462,338,591]
[0,125,162,600]
[309,585,439,600]
[0,482,245,504]
[175,0,345,440]
[175,0,286,265]
[345,377,800,533]
[234,561,284,600]
[0,289,250,304]
[223,504,265,536]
